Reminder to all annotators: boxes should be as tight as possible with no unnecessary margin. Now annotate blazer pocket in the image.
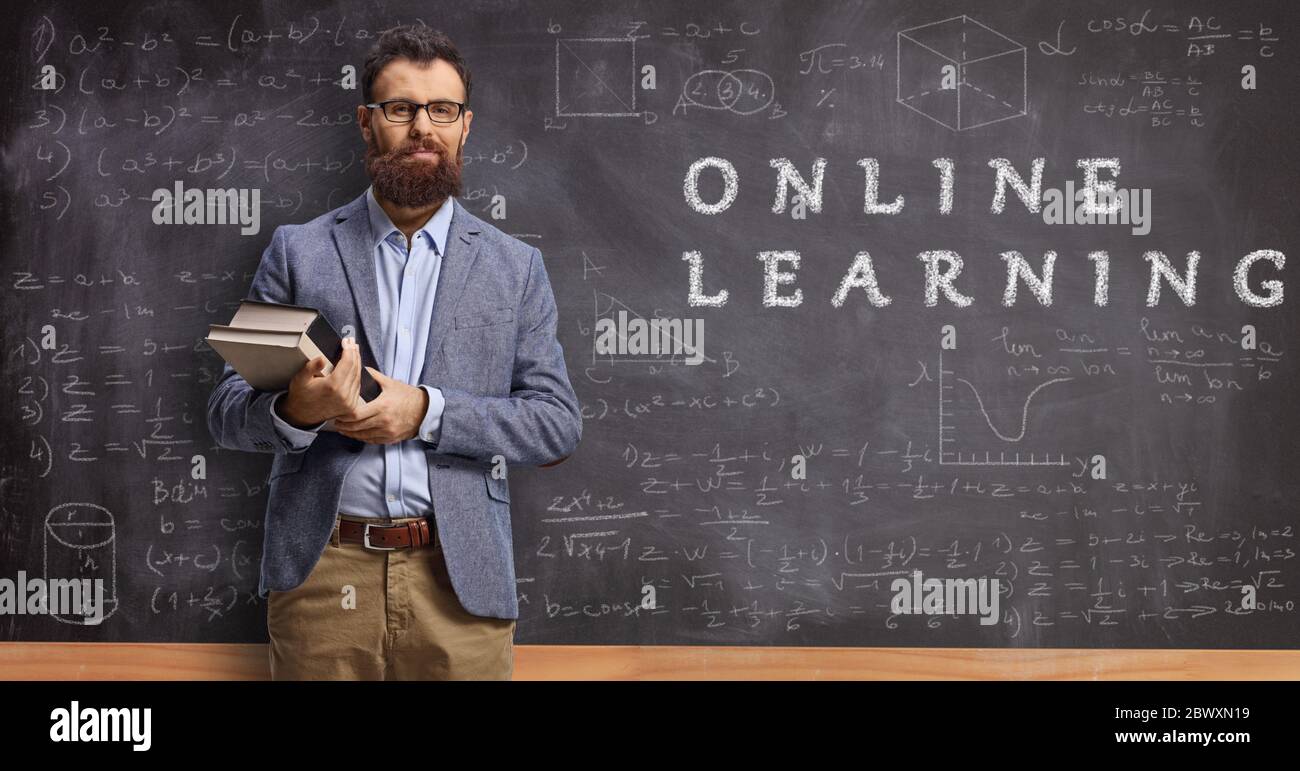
[485,471,511,503]
[455,307,514,330]
[269,451,306,480]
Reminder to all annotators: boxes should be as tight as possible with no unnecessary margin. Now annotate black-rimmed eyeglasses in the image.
[365,99,465,124]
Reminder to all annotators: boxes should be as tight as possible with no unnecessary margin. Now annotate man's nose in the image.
[407,107,439,134]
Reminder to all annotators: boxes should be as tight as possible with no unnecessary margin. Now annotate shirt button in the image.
[387,494,396,502]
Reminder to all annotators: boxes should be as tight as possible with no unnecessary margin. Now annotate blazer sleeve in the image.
[206,225,311,455]
[433,246,583,466]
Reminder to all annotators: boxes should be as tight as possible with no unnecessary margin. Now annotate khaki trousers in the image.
[267,512,516,680]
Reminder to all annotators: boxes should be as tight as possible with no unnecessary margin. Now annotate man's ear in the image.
[357,104,371,142]
[462,108,472,142]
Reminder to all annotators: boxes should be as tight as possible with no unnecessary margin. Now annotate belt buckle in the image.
[362,522,397,551]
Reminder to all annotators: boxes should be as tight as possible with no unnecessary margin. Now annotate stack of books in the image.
[206,300,381,430]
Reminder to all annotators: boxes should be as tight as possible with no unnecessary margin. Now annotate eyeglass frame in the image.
[364,99,467,124]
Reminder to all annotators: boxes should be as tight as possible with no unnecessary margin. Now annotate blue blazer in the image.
[206,191,582,619]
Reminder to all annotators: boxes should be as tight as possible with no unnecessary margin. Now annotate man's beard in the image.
[364,133,463,208]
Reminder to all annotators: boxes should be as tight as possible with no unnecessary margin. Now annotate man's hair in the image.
[362,25,472,106]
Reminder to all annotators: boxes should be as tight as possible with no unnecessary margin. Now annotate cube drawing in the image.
[897,16,1027,131]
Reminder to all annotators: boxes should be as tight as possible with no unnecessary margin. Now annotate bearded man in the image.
[206,24,582,681]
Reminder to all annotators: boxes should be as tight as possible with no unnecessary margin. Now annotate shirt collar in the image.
[365,185,454,255]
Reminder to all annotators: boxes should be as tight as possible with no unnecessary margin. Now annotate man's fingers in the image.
[328,341,361,406]
[347,344,362,402]
[332,413,380,430]
[332,341,357,382]
[291,356,326,392]
[333,393,380,424]
[298,355,327,381]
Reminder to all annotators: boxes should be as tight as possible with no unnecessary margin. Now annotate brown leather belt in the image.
[334,516,436,550]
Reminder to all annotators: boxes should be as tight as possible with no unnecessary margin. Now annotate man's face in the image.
[358,57,473,208]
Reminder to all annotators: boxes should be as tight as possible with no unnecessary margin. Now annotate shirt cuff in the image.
[271,391,325,450]
[418,385,445,447]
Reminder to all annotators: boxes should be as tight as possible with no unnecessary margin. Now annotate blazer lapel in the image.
[331,193,386,373]
[331,193,483,384]
[419,197,484,384]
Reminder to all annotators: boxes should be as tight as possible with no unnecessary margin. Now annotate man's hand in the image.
[331,368,429,444]
[277,338,363,428]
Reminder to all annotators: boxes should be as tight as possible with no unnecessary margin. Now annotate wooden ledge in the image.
[1,643,1296,680]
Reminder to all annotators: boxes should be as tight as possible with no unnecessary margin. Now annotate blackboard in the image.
[2,0,1297,648]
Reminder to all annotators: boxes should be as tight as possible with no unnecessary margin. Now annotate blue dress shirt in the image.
[269,185,452,519]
